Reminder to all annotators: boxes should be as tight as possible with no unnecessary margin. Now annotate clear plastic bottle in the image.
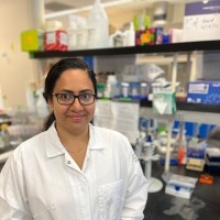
[87,0,109,49]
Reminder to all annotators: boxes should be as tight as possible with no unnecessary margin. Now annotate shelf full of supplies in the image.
[29,40,220,59]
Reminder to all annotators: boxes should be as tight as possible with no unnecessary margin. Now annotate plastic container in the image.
[104,75,118,98]
[77,18,88,49]
[0,124,10,148]
[140,82,149,99]
[109,30,125,48]
[121,82,130,98]
[124,22,135,46]
[131,82,140,99]
[36,88,50,118]
[87,0,109,49]
[97,83,105,98]
[67,21,78,50]
[111,82,121,98]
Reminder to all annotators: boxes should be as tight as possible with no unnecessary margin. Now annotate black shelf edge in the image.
[140,100,220,113]
[30,40,220,59]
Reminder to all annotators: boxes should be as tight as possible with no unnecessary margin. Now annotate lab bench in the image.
[143,161,220,220]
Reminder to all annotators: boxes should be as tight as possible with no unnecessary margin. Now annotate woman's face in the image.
[48,68,96,135]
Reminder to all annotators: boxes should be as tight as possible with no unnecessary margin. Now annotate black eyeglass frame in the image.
[52,93,96,106]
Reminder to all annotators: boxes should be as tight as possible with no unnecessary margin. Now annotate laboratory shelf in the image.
[30,40,220,59]
[29,40,220,117]
[140,100,220,113]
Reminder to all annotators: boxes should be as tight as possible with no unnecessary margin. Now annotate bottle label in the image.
[46,32,56,44]
[60,32,67,45]
[77,30,87,48]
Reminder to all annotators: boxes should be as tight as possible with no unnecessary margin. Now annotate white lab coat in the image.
[0,123,148,220]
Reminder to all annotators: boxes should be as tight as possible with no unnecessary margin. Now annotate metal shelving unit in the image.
[30,40,220,58]
[29,40,220,115]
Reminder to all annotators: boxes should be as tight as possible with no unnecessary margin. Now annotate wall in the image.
[0,0,37,109]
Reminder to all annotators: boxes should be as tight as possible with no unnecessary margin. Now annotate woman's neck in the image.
[55,123,90,148]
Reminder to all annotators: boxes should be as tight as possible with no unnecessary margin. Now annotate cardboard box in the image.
[183,0,220,42]
[153,90,176,115]
[205,148,220,174]
[21,29,43,52]
[187,81,220,104]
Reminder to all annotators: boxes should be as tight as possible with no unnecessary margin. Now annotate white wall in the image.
[0,0,37,109]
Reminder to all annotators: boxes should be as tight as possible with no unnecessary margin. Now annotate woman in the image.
[0,58,148,220]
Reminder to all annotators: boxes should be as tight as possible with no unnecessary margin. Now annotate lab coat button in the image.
[67,160,71,165]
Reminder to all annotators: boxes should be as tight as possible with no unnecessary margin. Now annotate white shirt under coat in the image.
[0,123,148,220]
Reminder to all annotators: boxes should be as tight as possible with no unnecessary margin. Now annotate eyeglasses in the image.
[52,92,96,106]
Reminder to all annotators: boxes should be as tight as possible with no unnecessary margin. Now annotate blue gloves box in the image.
[187,81,220,105]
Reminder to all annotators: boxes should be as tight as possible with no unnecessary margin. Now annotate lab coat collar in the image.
[45,123,105,158]
[45,123,65,158]
[88,123,105,150]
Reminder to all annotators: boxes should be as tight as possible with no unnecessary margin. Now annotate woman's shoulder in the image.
[20,130,47,146]
[92,125,131,150]
[12,131,47,156]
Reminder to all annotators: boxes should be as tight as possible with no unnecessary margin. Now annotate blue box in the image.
[187,141,207,159]
[187,81,220,105]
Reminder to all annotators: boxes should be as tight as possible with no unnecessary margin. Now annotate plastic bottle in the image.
[97,83,105,98]
[131,82,140,99]
[176,121,187,165]
[77,18,88,49]
[135,136,143,157]
[140,82,149,99]
[104,74,118,98]
[67,21,78,50]
[178,146,186,165]
[124,22,135,47]
[1,124,10,147]
[0,86,4,111]
[87,0,109,49]
[109,30,125,48]
[36,88,50,118]
[25,82,37,113]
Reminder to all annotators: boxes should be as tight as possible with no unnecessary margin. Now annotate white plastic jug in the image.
[87,0,109,49]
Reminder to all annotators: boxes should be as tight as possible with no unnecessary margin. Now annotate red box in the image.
[44,30,67,51]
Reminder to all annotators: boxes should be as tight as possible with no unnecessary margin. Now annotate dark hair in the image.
[43,57,97,130]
